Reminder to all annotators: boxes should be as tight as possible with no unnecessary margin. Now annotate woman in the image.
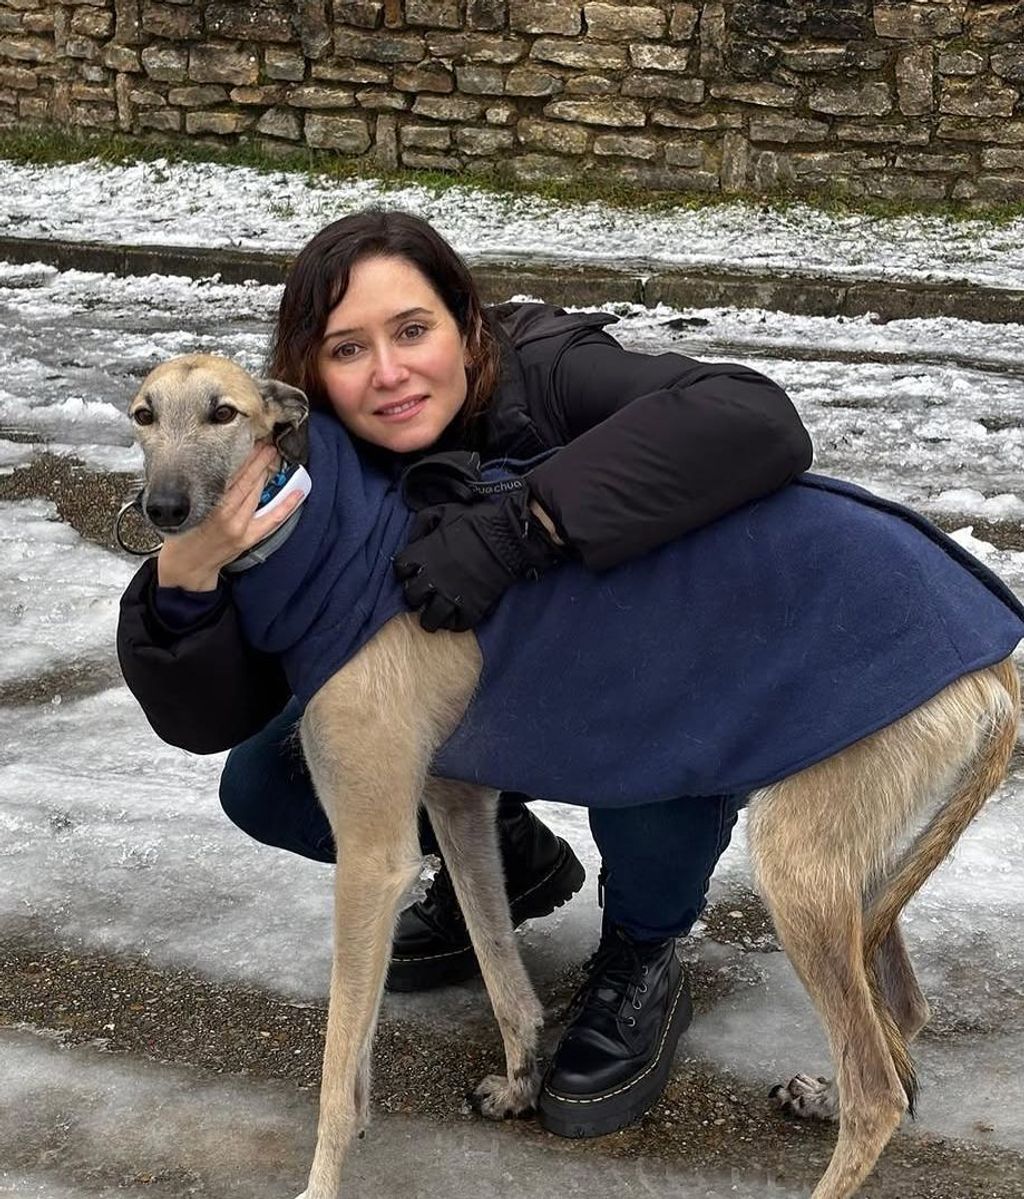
[117,210,813,1137]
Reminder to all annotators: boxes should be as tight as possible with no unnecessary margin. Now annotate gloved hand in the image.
[393,488,567,632]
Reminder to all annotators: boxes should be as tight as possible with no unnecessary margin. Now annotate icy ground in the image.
[2,258,1024,1191]
[3,156,1024,289]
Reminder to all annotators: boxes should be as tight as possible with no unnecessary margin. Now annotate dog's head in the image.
[128,354,309,533]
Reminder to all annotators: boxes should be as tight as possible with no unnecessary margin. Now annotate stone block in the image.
[19,95,48,119]
[141,2,202,40]
[510,1,582,36]
[428,33,524,62]
[402,123,451,147]
[406,0,462,27]
[189,46,260,85]
[982,147,1024,169]
[468,0,507,30]
[874,3,965,40]
[314,60,389,83]
[0,65,36,89]
[70,8,112,37]
[168,84,229,106]
[991,44,1024,83]
[401,149,462,170]
[129,86,166,107]
[938,50,985,76]
[664,140,703,166]
[394,63,454,91]
[0,13,23,33]
[937,116,1024,143]
[628,43,689,72]
[336,1,383,28]
[544,97,645,126]
[510,150,579,182]
[355,89,406,108]
[230,84,286,104]
[699,0,725,76]
[585,3,665,39]
[720,128,748,191]
[505,66,562,95]
[530,38,626,69]
[456,64,505,93]
[835,121,928,144]
[265,48,306,80]
[565,73,613,95]
[896,45,933,115]
[71,101,118,127]
[287,84,355,107]
[593,132,658,158]
[139,108,182,131]
[104,44,142,72]
[809,81,892,116]
[894,150,972,172]
[82,64,110,84]
[0,35,52,61]
[517,115,587,152]
[141,45,187,81]
[749,115,829,143]
[779,45,847,71]
[711,81,797,107]
[71,81,113,102]
[651,106,740,128]
[297,0,331,58]
[940,78,1018,117]
[485,102,516,123]
[618,162,719,192]
[457,124,514,153]
[206,3,295,42]
[375,111,398,167]
[65,35,100,59]
[621,72,703,101]
[865,172,949,201]
[305,112,371,150]
[336,29,425,62]
[256,105,302,138]
[112,0,143,46]
[186,110,254,134]
[965,4,1024,44]
[669,3,698,40]
[412,94,484,119]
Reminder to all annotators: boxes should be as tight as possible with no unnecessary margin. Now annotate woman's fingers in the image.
[220,443,277,520]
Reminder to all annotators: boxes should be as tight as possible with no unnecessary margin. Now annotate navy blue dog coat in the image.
[233,413,1024,807]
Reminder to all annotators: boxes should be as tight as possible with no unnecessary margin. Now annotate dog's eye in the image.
[211,405,238,425]
[132,408,154,426]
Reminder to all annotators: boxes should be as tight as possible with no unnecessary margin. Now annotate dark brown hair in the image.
[266,209,501,430]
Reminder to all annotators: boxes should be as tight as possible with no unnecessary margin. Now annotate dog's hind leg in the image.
[423,778,544,1120]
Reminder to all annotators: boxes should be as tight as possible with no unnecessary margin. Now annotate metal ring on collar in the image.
[113,491,164,557]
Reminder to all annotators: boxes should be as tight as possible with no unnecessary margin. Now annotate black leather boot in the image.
[537,923,693,1137]
[386,801,585,992]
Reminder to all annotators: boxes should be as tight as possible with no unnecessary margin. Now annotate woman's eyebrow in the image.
[323,306,433,341]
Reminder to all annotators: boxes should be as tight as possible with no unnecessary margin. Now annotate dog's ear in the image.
[257,378,310,466]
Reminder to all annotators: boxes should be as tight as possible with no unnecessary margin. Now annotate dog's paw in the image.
[469,1072,540,1121]
[770,1072,838,1122]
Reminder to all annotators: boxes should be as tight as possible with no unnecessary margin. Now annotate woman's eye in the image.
[132,408,154,426]
[333,342,359,359]
[211,405,237,424]
[401,323,426,340]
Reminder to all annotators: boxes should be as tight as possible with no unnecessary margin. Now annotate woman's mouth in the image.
[375,395,428,422]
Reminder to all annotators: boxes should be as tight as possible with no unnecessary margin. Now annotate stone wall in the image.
[1,1,1023,204]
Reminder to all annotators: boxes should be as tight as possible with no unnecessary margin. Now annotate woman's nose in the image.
[371,345,410,389]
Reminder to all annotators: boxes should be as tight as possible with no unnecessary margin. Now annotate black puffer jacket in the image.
[117,303,813,752]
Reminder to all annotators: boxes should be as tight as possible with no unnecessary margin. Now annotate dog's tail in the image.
[862,657,1020,1112]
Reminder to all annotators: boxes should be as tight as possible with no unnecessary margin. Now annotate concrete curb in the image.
[2,234,1022,324]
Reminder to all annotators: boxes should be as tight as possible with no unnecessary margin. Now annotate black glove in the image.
[393,488,567,632]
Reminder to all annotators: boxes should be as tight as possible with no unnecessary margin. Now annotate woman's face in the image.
[317,254,470,454]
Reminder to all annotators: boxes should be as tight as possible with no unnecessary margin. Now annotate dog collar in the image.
[223,463,312,575]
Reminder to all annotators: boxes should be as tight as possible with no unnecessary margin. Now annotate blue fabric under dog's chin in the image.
[232,412,1024,808]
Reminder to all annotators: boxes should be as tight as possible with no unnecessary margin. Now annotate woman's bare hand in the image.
[156,444,304,591]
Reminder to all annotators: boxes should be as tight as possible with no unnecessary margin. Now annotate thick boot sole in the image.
[385,838,585,993]
[537,971,693,1138]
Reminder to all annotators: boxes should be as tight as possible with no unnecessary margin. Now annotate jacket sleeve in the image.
[117,557,291,753]
[527,332,814,571]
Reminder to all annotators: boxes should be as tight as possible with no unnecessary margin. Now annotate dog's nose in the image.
[145,490,191,530]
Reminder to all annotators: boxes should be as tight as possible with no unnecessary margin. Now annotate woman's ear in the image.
[257,378,310,465]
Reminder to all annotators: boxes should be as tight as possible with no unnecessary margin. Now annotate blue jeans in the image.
[220,699,744,942]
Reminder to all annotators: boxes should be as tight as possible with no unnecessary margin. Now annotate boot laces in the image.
[413,863,464,930]
[564,929,652,1026]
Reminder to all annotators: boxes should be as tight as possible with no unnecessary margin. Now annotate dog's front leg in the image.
[423,779,544,1119]
[295,679,425,1199]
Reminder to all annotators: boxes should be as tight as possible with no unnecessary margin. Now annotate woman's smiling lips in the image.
[374,394,428,421]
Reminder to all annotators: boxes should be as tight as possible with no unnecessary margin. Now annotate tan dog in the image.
[126,354,1021,1199]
